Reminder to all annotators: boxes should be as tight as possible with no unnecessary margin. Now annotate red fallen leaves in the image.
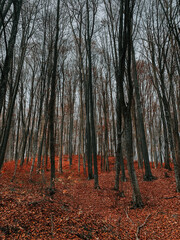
[0,156,179,239]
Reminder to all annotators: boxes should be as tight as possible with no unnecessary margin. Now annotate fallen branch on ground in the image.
[124,209,135,225]
[135,214,151,240]
[51,213,54,238]
[163,196,180,199]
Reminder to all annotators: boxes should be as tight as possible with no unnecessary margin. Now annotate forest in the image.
[0,0,180,239]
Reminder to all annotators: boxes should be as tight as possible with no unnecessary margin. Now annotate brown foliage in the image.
[0,156,179,239]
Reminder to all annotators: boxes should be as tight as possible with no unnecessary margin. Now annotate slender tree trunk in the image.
[0,0,13,32]
[68,83,76,168]
[170,81,180,175]
[20,78,35,166]
[68,96,73,167]
[86,0,99,188]
[158,121,163,168]
[109,69,116,156]
[114,84,125,189]
[123,3,143,207]
[150,63,171,170]
[159,97,171,170]
[11,107,21,181]
[85,81,93,179]
[0,0,22,115]
[124,112,143,208]
[35,115,48,175]
[26,100,37,163]
[132,99,143,169]
[0,15,27,169]
[59,66,65,174]
[49,0,60,193]
[132,45,154,180]
[102,80,109,171]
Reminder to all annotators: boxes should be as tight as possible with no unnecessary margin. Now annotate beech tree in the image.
[85,0,99,188]
[135,0,180,192]
[48,0,60,193]
[132,44,155,180]
[0,0,23,116]
[0,0,25,170]
[103,0,143,207]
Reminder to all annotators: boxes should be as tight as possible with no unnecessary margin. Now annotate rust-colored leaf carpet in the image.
[0,156,179,239]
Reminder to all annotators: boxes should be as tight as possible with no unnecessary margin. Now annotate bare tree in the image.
[49,0,60,193]
[85,0,99,188]
[0,0,22,116]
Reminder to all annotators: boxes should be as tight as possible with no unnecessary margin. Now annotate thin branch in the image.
[124,209,135,225]
[163,196,180,200]
[135,214,151,240]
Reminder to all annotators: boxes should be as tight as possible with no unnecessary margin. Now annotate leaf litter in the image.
[0,156,179,239]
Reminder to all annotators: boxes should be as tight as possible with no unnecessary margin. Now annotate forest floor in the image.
[0,156,180,240]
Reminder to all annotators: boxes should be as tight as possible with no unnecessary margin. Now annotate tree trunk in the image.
[132,45,154,180]
[124,112,143,208]
[86,0,99,188]
[0,0,22,114]
[48,0,60,193]
[132,99,143,169]
[59,66,65,174]
[11,107,21,181]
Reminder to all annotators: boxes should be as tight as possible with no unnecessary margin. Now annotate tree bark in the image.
[49,0,60,193]
[86,0,99,188]
[132,45,154,180]
[0,0,22,114]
